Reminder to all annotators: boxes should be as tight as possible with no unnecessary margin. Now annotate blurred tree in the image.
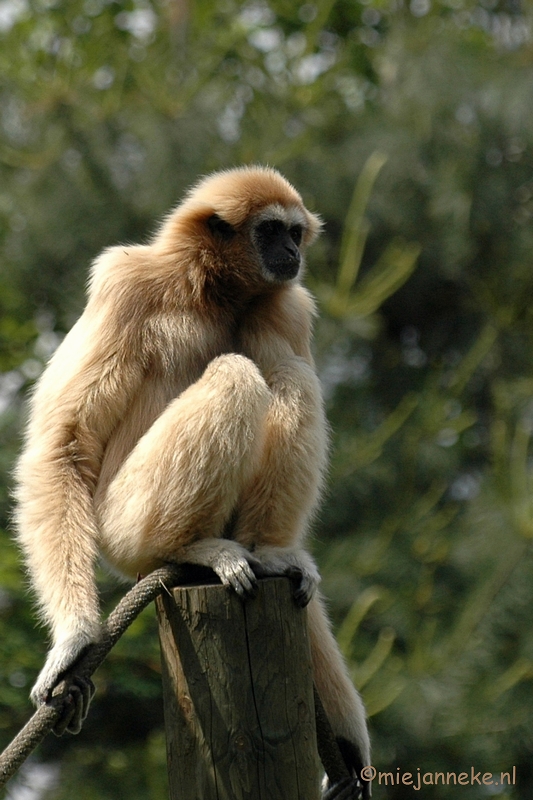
[2,0,533,798]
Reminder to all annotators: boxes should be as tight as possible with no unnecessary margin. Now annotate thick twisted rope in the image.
[0,567,350,791]
[0,564,187,787]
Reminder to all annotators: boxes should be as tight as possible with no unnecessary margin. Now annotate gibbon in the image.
[14,166,370,798]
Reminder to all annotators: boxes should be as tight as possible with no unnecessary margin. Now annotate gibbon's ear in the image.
[207,213,236,241]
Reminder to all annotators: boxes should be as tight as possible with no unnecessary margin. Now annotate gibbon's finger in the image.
[52,687,81,737]
[229,576,257,598]
[51,676,95,736]
[247,559,314,605]
[78,676,95,721]
[65,690,85,736]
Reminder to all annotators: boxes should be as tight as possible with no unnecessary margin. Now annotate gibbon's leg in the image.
[97,354,270,592]
[232,356,327,604]
[308,594,371,800]
[29,355,278,721]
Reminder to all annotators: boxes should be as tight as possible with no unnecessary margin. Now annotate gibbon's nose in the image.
[284,240,300,260]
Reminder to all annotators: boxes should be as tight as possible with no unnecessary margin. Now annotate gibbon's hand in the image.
[250,546,321,607]
[51,675,95,736]
[31,637,96,735]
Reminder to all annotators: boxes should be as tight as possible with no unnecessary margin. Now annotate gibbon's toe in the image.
[211,550,258,599]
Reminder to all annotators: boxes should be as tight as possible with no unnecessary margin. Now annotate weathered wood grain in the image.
[157,577,321,800]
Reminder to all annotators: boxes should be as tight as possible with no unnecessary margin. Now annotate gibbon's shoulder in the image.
[86,242,192,320]
[87,244,154,300]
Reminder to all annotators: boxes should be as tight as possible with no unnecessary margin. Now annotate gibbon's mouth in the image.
[263,255,301,282]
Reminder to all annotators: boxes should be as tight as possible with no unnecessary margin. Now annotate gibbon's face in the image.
[251,204,307,283]
[207,202,308,285]
[159,167,322,296]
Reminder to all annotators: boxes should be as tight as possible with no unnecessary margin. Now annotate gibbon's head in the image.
[155,166,322,294]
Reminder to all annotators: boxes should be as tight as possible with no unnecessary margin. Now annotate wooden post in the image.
[156,577,321,800]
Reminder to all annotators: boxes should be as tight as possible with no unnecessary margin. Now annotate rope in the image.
[0,564,187,788]
[0,567,351,792]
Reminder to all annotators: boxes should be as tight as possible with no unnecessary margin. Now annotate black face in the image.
[254,219,303,281]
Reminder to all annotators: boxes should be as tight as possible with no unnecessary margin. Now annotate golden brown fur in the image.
[14,166,370,793]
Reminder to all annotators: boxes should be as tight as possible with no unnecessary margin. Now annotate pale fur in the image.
[14,166,370,778]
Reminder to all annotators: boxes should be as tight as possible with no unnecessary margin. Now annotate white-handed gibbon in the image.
[14,166,370,798]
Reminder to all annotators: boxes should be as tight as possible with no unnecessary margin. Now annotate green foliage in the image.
[1,0,533,797]
[317,151,421,320]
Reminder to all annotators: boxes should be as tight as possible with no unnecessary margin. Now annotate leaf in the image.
[343,239,421,318]
[336,151,388,303]
[323,151,420,321]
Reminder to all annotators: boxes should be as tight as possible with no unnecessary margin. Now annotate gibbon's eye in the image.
[289,225,303,246]
[207,214,236,241]
[257,219,285,238]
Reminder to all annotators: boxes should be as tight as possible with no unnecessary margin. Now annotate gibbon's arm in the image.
[234,285,328,602]
[14,249,151,706]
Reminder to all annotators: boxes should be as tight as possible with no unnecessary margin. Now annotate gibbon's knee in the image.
[96,354,271,577]
[202,352,267,389]
[201,354,271,421]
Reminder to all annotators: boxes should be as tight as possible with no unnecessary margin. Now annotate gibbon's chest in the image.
[156,307,238,391]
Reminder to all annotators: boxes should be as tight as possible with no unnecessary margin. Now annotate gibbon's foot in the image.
[30,635,95,707]
[322,777,365,800]
[180,539,259,599]
[30,635,98,734]
[52,676,95,736]
[250,546,321,607]
[213,551,258,598]
[332,737,371,800]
